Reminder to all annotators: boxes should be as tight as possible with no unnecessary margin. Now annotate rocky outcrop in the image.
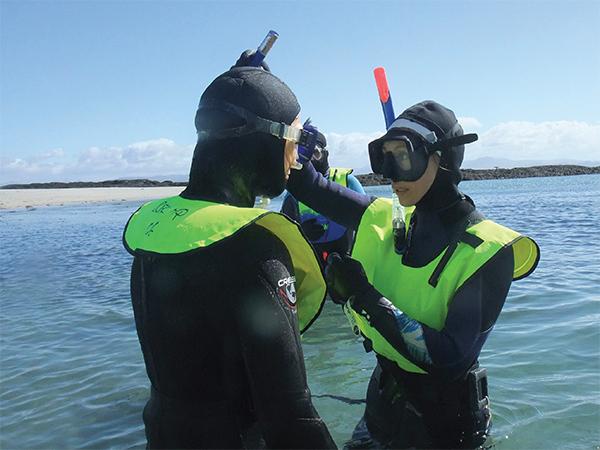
[2,166,599,189]
[355,165,600,186]
[2,179,187,189]
[460,165,600,181]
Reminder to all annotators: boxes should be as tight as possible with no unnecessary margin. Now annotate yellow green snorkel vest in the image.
[123,195,327,333]
[349,198,540,374]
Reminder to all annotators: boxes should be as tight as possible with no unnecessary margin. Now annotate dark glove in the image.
[232,49,271,72]
[325,253,372,305]
[301,218,327,241]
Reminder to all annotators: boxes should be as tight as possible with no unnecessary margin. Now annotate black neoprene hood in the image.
[188,66,302,201]
[370,100,473,184]
[195,67,300,133]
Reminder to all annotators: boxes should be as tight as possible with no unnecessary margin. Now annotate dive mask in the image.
[369,118,478,182]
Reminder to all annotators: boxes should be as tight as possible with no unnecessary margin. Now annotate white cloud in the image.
[325,131,383,174]
[36,148,65,161]
[2,120,598,184]
[1,139,194,184]
[457,117,483,131]
[325,120,600,171]
[76,139,193,173]
[468,120,600,161]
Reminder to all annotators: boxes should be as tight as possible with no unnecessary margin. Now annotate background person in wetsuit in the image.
[281,129,365,262]
[123,63,336,449]
[286,100,540,449]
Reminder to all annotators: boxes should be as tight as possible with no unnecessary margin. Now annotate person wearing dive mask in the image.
[282,124,366,263]
[287,100,540,449]
[123,62,336,449]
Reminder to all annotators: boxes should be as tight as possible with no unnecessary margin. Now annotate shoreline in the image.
[2,166,599,192]
[0,187,185,210]
[2,167,599,211]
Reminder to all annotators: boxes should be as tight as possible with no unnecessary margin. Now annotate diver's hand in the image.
[232,49,271,72]
[301,218,326,241]
[325,253,372,305]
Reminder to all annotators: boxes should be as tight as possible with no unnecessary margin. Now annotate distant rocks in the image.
[1,179,187,189]
[355,173,389,186]
[355,165,600,186]
[2,166,599,189]
[460,165,600,181]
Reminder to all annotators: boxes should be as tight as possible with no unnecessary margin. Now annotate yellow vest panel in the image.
[123,196,327,333]
[350,198,540,373]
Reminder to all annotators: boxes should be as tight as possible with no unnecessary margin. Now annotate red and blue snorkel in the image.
[373,67,395,129]
[373,67,406,252]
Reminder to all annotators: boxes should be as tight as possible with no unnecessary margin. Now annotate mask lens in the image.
[382,140,412,171]
[379,137,430,182]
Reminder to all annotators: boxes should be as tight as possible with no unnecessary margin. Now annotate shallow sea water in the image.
[1,175,599,449]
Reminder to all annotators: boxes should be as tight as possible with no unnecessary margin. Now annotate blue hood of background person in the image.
[300,130,351,244]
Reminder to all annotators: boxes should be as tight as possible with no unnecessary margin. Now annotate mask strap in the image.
[388,118,438,144]
[430,133,479,151]
[196,99,302,142]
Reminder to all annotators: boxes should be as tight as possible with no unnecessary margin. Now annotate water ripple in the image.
[1,177,599,448]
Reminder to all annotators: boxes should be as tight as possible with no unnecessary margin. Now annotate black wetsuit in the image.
[287,163,514,449]
[130,220,336,449]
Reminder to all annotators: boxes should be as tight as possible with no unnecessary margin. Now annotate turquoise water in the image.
[1,175,599,449]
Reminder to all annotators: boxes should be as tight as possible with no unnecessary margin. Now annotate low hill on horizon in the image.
[2,165,599,189]
[356,165,600,186]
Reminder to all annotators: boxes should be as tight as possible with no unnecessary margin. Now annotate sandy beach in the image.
[0,187,185,210]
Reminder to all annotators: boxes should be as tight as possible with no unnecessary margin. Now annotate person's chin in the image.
[397,193,416,207]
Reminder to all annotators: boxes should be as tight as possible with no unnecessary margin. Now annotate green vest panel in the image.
[123,196,327,333]
[350,198,540,373]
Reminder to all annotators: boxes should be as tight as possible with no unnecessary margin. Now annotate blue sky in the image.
[1,0,599,183]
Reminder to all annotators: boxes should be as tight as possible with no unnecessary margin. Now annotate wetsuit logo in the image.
[277,276,297,307]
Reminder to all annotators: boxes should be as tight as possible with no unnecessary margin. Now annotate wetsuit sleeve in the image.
[287,162,373,231]
[233,235,336,449]
[281,192,300,222]
[347,174,366,194]
[352,246,514,379]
